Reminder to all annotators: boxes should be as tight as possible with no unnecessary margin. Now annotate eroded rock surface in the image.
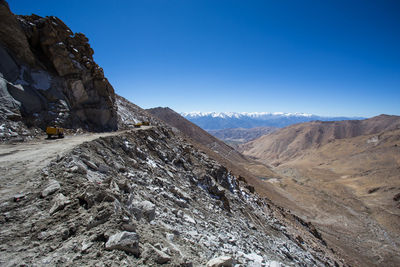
[0,0,117,142]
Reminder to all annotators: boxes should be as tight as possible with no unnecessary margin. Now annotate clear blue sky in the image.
[9,0,400,117]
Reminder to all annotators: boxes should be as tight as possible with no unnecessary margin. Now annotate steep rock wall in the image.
[0,0,117,134]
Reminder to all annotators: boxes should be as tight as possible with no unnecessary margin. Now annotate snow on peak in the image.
[181,111,314,119]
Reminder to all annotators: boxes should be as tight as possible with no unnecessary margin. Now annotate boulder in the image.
[83,159,98,171]
[105,231,140,257]
[143,244,172,265]
[206,256,233,267]
[154,247,172,264]
[268,261,281,267]
[128,200,156,222]
[69,163,87,174]
[140,200,156,222]
[49,193,70,215]
[41,179,61,197]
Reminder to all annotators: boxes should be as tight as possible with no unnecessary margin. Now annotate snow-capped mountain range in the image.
[181,111,364,130]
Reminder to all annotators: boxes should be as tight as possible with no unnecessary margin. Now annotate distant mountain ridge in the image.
[240,114,400,165]
[181,111,364,130]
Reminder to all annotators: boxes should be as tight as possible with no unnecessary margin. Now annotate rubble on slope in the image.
[0,126,345,266]
[116,95,162,129]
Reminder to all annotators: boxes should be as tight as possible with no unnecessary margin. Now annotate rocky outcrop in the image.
[0,0,35,66]
[0,0,117,140]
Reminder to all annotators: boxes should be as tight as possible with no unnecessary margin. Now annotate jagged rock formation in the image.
[0,0,117,141]
[0,126,346,266]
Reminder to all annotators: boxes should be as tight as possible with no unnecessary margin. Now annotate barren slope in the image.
[240,114,400,166]
[240,115,400,266]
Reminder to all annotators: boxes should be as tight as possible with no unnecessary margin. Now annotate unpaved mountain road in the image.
[0,126,152,203]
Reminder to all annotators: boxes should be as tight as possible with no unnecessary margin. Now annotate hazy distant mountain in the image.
[208,127,277,147]
[181,111,364,130]
[239,114,400,165]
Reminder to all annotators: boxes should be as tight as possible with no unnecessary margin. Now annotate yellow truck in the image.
[134,121,150,128]
[46,126,64,139]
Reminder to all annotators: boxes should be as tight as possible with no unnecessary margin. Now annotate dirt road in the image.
[0,127,152,203]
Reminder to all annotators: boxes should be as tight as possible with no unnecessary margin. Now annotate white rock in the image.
[166,233,174,241]
[105,231,140,256]
[49,193,70,215]
[41,179,61,197]
[206,255,233,267]
[81,240,93,252]
[69,162,87,174]
[244,253,263,267]
[140,200,156,222]
[184,214,196,224]
[154,247,171,264]
[268,261,281,267]
[84,160,98,170]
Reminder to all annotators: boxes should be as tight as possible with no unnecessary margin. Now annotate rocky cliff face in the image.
[0,0,117,140]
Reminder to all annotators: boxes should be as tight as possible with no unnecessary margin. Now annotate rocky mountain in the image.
[0,0,118,142]
[240,115,400,266]
[181,111,363,130]
[208,127,277,147]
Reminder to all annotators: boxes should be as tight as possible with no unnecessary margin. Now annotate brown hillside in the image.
[240,114,400,166]
[240,114,400,266]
